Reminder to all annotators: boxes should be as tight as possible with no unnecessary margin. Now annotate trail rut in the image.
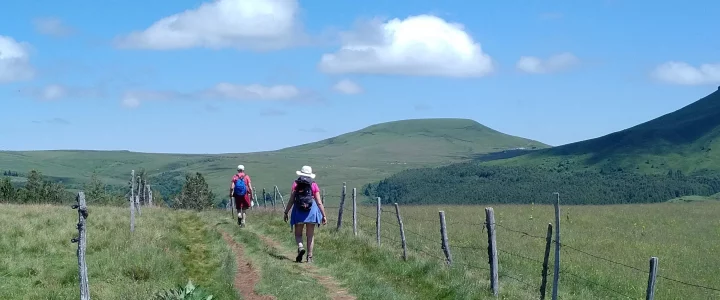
[257,234,356,300]
[221,231,275,300]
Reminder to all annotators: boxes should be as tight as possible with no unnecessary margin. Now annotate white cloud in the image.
[121,83,312,108]
[114,0,303,50]
[33,17,75,37]
[20,84,104,100]
[651,61,720,86]
[332,79,363,94]
[0,35,35,83]
[121,96,141,108]
[318,14,494,77]
[516,52,580,74]
[204,83,301,100]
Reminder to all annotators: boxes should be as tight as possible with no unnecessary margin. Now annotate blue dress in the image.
[290,182,323,227]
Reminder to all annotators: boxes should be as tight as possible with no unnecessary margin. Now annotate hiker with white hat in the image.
[230,164,254,227]
[284,165,327,263]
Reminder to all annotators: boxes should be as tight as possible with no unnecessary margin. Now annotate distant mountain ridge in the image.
[0,118,546,202]
[492,89,720,174]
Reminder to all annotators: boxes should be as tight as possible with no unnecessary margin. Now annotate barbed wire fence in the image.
[299,186,720,300]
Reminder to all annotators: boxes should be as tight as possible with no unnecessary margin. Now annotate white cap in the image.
[237,164,245,171]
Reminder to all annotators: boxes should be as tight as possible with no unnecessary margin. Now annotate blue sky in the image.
[1,0,718,153]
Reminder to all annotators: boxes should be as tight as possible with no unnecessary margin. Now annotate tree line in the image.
[364,162,720,205]
[0,169,221,211]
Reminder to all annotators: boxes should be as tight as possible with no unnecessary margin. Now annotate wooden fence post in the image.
[262,188,267,208]
[272,186,277,209]
[72,192,90,300]
[147,185,152,207]
[394,203,408,261]
[540,223,553,300]
[130,195,135,233]
[352,188,358,236]
[274,185,285,208]
[376,197,381,246]
[336,182,347,230]
[485,207,498,296]
[130,170,135,208]
[439,211,452,265]
[252,190,257,210]
[646,257,658,300]
[229,196,234,218]
[552,192,561,300]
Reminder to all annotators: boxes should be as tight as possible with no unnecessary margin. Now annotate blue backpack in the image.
[233,174,247,196]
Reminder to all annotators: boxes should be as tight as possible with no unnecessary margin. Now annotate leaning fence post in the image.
[336,182,347,230]
[646,257,658,300]
[147,185,152,207]
[376,197,381,246]
[552,192,561,300]
[272,186,277,209]
[485,207,498,296]
[274,185,285,208]
[540,223,553,300]
[72,192,90,300]
[262,188,267,208]
[252,191,257,210]
[439,211,453,265]
[352,188,358,236]
[394,203,408,261]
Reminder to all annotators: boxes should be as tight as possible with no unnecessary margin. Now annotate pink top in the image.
[291,181,320,194]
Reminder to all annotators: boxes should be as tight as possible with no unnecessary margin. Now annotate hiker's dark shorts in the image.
[234,194,251,210]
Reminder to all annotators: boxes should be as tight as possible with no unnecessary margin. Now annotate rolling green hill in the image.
[367,89,720,205]
[493,89,720,174]
[0,118,548,203]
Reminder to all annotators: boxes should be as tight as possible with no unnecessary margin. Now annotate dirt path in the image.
[221,231,276,300]
[257,235,356,300]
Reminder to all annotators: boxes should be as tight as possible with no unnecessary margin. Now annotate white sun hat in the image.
[296,165,316,179]
[237,164,245,171]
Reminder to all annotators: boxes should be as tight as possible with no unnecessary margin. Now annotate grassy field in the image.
[0,204,237,300]
[0,118,548,204]
[4,198,716,299]
[249,201,720,300]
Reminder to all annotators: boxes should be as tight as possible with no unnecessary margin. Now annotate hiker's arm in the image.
[313,191,326,219]
[229,181,235,197]
[247,177,254,199]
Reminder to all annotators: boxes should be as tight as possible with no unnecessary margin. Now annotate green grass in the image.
[0,204,236,300]
[4,200,718,299]
[0,118,548,203]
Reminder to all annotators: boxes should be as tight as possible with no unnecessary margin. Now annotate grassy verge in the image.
[0,204,236,300]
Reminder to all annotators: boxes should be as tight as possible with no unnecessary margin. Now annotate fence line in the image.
[303,183,720,300]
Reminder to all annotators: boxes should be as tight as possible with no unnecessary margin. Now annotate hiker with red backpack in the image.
[230,164,253,227]
[283,165,327,263]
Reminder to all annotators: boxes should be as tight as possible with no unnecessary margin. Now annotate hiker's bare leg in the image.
[306,224,316,259]
[294,224,304,248]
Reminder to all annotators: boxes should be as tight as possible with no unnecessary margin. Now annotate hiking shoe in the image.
[237,217,242,225]
[306,256,313,263]
[296,247,306,263]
